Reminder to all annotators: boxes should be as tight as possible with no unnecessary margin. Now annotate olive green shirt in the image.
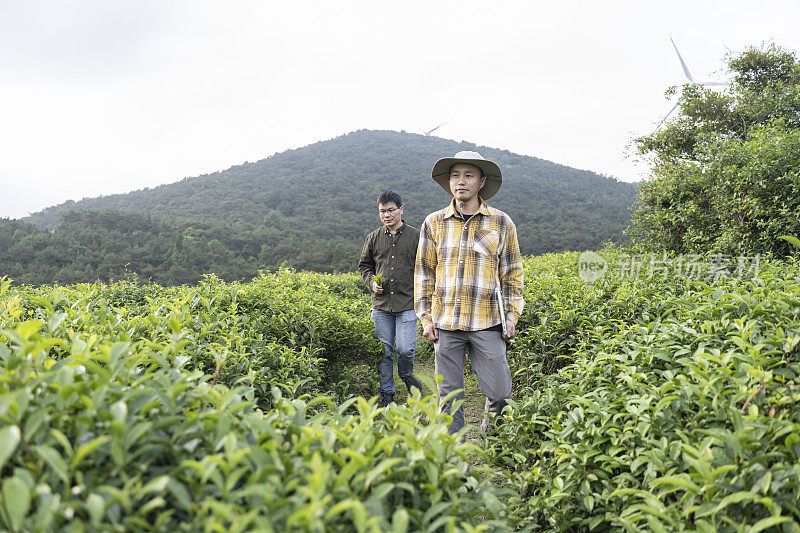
[359,222,420,312]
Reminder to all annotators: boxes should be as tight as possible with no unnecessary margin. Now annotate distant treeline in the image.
[0,211,351,285]
[2,130,637,285]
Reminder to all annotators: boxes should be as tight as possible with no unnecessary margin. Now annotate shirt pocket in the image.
[473,229,500,257]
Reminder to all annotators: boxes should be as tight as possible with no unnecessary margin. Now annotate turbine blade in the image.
[428,123,445,135]
[657,102,680,128]
[670,36,695,84]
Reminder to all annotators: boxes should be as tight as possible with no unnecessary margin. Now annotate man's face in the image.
[378,201,403,229]
[449,163,485,203]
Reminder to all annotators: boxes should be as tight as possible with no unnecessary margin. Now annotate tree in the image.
[628,44,800,256]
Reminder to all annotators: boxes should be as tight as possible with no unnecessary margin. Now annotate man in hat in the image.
[360,190,424,407]
[414,151,524,435]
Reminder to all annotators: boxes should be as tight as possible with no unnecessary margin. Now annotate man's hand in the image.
[423,323,439,342]
[502,320,515,340]
[371,281,383,294]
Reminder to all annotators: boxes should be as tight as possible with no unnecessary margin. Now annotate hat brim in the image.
[431,157,502,200]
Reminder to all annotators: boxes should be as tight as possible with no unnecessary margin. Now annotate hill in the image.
[3,130,637,284]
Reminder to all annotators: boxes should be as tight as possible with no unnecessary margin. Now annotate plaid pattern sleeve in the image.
[499,219,524,323]
[414,214,439,328]
[414,198,524,332]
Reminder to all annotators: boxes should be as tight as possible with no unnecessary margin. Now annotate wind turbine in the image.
[656,37,726,128]
[420,123,446,136]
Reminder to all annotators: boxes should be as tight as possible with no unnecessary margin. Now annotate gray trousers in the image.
[434,328,512,434]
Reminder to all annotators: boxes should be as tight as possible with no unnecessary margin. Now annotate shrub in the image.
[0,304,512,531]
[496,253,800,531]
[3,270,379,407]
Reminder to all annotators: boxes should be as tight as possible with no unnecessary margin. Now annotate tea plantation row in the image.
[2,253,799,531]
[0,272,508,531]
[498,252,800,531]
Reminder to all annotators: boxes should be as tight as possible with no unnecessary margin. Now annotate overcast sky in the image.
[1,0,799,220]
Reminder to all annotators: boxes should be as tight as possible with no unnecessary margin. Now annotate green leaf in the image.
[645,514,669,533]
[651,475,701,494]
[141,475,170,496]
[110,401,127,422]
[785,433,800,459]
[391,509,409,532]
[108,342,131,373]
[71,436,111,469]
[695,491,757,518]
[167,479,192,511]
[137,496,166,515]
[583,494,595,512]
[47,311,67,333]
[0,425,21,472]
[369,482,395,501]
[23,408,48,441]
[363,458,402,488]
[778,235,800,249]
[751,470,772,494]
[15,320,43,342]
[325,499,358,521]
[33,445,70,485]
[86,493,105,525]
[1,476,30,530]
[749,515,789,533]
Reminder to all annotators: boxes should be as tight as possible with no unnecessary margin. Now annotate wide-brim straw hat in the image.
[431,151,502,200]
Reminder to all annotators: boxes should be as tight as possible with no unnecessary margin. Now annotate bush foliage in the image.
[2,253,799,531]
[0,273,511,531]
[629,44,800,257]
[499,251,800,531]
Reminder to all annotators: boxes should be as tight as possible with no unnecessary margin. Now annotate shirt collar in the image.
[444,197,491,219]
[384,221,406,235]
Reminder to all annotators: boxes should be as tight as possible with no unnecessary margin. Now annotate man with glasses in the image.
[359,190,424,407]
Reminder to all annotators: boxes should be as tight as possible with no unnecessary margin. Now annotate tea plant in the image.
[0,283,512,531]
[5,253,799,531]
[3,269,380,406]
[495,253,800,531]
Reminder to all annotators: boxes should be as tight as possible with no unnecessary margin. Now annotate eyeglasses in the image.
[379,207,400,215]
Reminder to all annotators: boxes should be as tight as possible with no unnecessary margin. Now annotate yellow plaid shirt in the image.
[414,197,524,331]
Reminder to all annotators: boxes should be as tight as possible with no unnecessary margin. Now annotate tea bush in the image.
[509,251,691,381]
[231,270,381,392]
[497,252,800,531]
[3,270,380,406]
[5,254,799,531]
[0,276,511,531]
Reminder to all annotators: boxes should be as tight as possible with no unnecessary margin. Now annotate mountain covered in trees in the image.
[2,130,637,285]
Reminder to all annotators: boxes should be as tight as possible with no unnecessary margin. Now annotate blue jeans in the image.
[371,309,418,395]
